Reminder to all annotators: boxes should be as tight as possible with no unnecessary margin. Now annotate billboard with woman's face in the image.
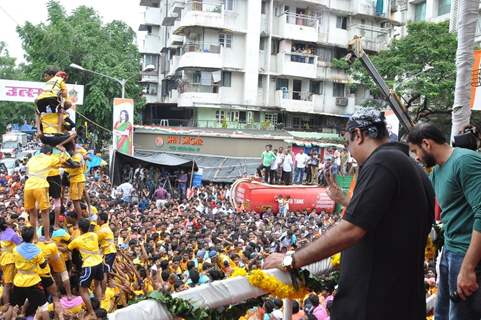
[113,98,134,155]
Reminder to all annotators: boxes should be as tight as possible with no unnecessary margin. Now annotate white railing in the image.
[282,12,318,28]
[108,258,438,320]
[278,89,313,101]
[185,0,223,13]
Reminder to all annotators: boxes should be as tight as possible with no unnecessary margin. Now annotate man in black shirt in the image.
[263,108,434,320]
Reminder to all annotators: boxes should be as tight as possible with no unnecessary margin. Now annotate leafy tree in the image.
[335,21,457,126]
[16,0,144,143]
[0,42,34,133]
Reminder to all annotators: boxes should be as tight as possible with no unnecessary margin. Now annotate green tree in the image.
[336,21,457,125]
[16,0,144,142]
[0,42,34,133]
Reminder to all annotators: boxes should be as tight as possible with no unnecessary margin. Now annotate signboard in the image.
[0,79,84,104]
[470,49,481,110]
[113,98,134,156]
[0,79,84,123]
[154,135,204,153]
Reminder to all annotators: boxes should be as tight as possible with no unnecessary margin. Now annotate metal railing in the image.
[185,0,223,13]
[181,42,221,54]
[282,12,318,28]
[286,52,316,64]
[278,89,314,101]
[177,82,219,94]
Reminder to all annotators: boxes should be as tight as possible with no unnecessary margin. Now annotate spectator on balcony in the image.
[281,148,293,185]
[294,149,308,184]
[310,152,320,184]
[269,148,281,185]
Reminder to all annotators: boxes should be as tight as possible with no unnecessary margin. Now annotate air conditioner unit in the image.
[336,97,348,106]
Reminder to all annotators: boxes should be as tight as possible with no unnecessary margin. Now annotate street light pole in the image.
[70,63,126,98]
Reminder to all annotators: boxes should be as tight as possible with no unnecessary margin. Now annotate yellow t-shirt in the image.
[25,154,63,190]
[40,113,61,135]
[97,224,117,255]
[67,232,102,267]
[52,229,71,262]
[65,153,86,183]
[100,286,120,312]
[47,151,63,177]
[37,76,66,100]
[13,244,45,287]
[37,241,59,277]
[0,236,19,266]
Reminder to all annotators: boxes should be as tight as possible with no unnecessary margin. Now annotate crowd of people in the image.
[0,147,350,319]
[258,145,353,185]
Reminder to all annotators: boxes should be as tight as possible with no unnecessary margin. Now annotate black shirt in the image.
[332,143,434,320]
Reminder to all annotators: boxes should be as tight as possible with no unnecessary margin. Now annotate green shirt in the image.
[431,148,481,254]
[261,151,276,167]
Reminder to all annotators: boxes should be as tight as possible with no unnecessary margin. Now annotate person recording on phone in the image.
[263,108,434,320]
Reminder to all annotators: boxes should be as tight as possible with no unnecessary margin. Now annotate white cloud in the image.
[0,0,145,64]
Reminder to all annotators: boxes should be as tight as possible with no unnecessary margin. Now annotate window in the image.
[192,71,201,84]
[261,1,267,14]
[219,33,232,48]
[438,0,451,16]
[144,83,158,95]
[228,111,239,122]
[146,26,152,34]
[276,78,288,90]
[271,39,280,55]
[222,71,232,87]
[264,113,278,125]
[239,111,247,123]
[414,1,426,21]
[144,54,159,70]
[333,83,345,97]
[336,16,347,30]
[309,81,322,95]
[258,75,263,88]
[224,0,234,11]
[215,110,226,122]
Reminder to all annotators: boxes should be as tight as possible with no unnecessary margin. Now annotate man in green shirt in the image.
[408,123,481,319]
[261,144,276,183]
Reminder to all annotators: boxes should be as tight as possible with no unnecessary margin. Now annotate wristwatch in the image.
[281,251,296,271]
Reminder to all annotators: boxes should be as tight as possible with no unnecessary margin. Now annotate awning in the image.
[112,151,197,185]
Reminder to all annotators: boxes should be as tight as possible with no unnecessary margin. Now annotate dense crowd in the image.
[0,145,444,320]
[0,148,350,320]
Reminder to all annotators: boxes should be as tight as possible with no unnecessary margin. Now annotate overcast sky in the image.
[0,0,145,64]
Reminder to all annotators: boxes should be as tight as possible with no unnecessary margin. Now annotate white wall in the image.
[243,0,262,106]
[221,72,245,104]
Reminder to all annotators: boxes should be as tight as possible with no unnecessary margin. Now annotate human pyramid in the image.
[0,68,117,320]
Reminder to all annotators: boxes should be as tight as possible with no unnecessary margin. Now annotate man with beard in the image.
[263,108,434,320]
[407,123,481,319]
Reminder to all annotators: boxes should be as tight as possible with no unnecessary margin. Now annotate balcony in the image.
[349,25,390,52]
[140,0,160,7]
[145,93,160,104]
[317,64,350,83]
[141,71,159,83]
[351,0,376,16]
[173,0,225,35]
[143,7,161,25]
[277,52,318,79]
[177,83,221,107]
[169,0,184,16]
[275,90,322,113]
[177,42,223,70]
[317,0,351,12]
[324,95,356,114]
[277,12,319,43]
[141,34,161,54]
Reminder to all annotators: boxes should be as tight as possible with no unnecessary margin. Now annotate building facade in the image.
[139,0,400,132]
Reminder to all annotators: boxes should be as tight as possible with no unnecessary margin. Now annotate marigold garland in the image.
[246,269,309,299]
[230,267,247,278]
[330,253,341,267]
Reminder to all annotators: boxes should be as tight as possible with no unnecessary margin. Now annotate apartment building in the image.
[139,0,400,132]
[393,0,481,43]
